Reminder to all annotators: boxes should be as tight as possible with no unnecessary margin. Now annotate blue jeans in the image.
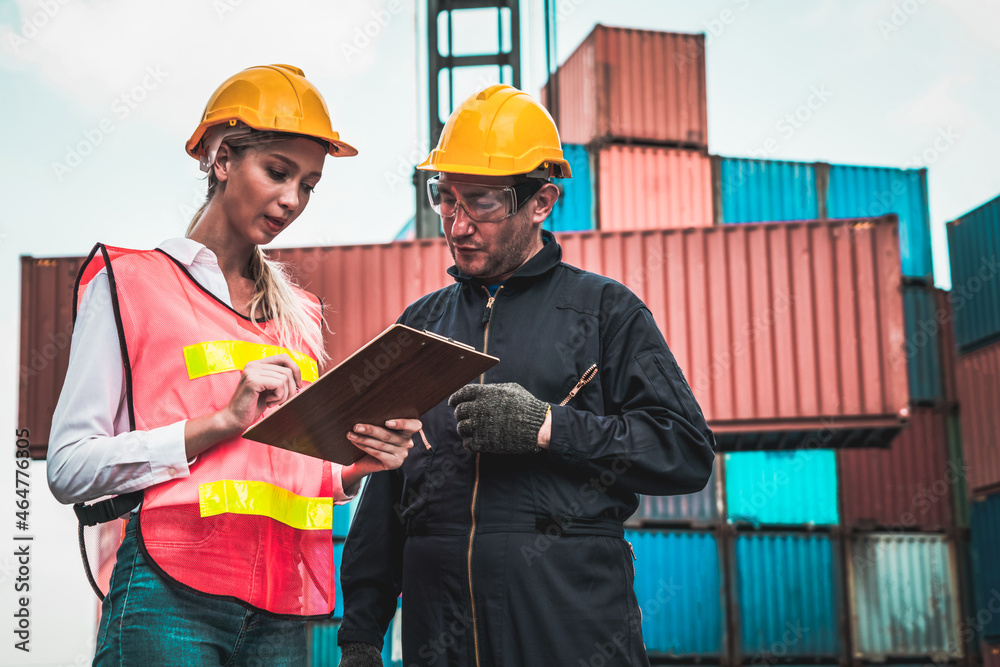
[93,513,307,666]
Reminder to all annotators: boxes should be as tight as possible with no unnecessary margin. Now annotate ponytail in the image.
[186,130,328,365]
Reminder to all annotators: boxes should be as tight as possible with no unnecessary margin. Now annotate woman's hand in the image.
[341,418,420,494]
[184,355,301,459]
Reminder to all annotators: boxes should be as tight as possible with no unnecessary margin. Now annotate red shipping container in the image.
[18,255,86,459]
[955,341,1000,494]
[20,218,908,456]
[985,642,1000,667]
[270,240,453,368]
[595,144,713,232]
[838,407,958,530]
[935,288,959,406]
[541,25,708,147]
[555,217,908,448]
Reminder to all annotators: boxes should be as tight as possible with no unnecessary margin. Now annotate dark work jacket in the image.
[338,232,715,666]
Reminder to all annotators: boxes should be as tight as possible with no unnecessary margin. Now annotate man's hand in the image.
[448,383,550,454]
[339,641,382,667]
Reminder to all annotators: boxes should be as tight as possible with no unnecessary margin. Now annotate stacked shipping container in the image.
[17,21,989,666]
[949,193,1000,667]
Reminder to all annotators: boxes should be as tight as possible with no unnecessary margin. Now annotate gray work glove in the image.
[448,383,550,454]
[339,641,382,667]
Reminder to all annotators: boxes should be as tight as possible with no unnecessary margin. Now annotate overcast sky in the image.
[2,0,1000,664]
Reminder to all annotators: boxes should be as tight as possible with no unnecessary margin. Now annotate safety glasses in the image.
[426,176,545,223]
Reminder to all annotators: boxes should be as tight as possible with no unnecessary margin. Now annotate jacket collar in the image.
[447,230,562,286]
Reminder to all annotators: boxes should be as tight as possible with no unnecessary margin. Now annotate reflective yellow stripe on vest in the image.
[183,340,319,383]
[198,480,332,530]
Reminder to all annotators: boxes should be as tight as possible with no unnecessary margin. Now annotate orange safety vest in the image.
[76,243,336,618]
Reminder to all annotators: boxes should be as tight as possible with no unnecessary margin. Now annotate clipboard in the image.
[243,324,498,465]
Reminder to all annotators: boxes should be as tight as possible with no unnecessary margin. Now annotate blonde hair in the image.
[187,130,328,365]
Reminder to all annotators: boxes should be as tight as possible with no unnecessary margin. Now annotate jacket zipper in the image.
[559,363,598,406]
[468,284,502,667]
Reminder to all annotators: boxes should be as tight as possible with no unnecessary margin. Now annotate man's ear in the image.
[529,182,560,224]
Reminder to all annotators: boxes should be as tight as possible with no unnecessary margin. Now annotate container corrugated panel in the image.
[542,25,708,146]
[308,621,341,667]
[838,408,956,530]
[935,289,959,406]
[596,145,713,232]
[333,503,351,538]
[627,458,720,526]
[986,642,1000,667]
[18,255,86,459]
[733,533,842,659]
[947,194,1000,352]
[20,219,909,456]
[903,285,945,404]
[271,240,453,368]
[546,144,594,232]
[954,342,1000,494]
[333,542,344,618]
[725,450,838,525]
[716,158,819,224]
[848,533,963,658]
[970,493,1000,642]
[827,165,932,283]
[627,530,725,657]
[309,609,402,667]
[557,217,909,449]
[946,412,969,528]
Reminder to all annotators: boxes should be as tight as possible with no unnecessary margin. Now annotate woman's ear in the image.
[213,144,232,183]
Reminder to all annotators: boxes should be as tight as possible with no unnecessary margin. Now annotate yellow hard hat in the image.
[185,64,357,167]
[418,84,571,179]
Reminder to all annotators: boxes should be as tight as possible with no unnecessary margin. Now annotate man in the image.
[338,85,715,667]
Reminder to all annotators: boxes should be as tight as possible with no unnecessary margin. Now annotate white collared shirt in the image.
[47,238,350,505]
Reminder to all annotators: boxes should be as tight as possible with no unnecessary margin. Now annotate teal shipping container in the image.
[947,194,1000,352]
[725,450,838,525]
[848,534,963,659]
[715,158,933,283]
[714,157,819,223]
[309,601,403,667]
[309,621,341,666]
[971,493,1000,642]
[627,530,725,657]
[333,541,344,617]
[546,144,594,232]
[733,533,843,659]
[627,459,721,525]
[827,165,933,282]
[903,284,945,404]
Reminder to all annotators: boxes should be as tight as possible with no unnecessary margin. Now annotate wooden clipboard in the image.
[243,324,498,465]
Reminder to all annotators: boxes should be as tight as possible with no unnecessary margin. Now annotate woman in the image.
[47,64,417,666]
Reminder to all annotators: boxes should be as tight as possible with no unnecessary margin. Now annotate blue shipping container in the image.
[947,194,1000,352]
[971,493,1000,642]
[725,450,839,525]
[734,533,842,659]
[903,284,945,404]
[628,459,720,525]
[827,165,933,282]
[717,158,819,223]
[627,530,725,657]
[546,144,594,232]
[333,541,344,617]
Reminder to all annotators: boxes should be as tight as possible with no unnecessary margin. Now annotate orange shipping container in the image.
[955,341,1000,494]
[595,145,713,232]
[556,217,909,448]
[541,25,708,147]
[19,218,908,456]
